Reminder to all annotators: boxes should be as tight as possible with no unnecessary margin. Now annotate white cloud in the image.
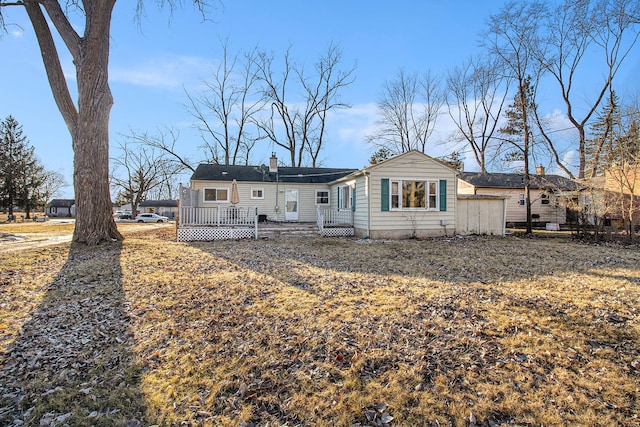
[109,55,213,89]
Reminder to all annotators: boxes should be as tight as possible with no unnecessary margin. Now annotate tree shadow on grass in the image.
[0,242,148,426]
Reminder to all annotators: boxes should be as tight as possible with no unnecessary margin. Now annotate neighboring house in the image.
[580,169,640,230]
[139,199,179,219]
[329,150,457,239]
[181,151,462,239]
[458,169,582,226]
[46,199,76,217]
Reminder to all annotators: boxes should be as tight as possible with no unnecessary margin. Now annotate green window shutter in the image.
[381,179,390,212]
[351,184,356,212]
[439,179,447,211]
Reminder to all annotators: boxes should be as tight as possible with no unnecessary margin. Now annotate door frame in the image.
[285,188,299,221]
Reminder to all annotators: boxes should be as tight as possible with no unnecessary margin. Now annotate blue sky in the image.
[1,1,639,198]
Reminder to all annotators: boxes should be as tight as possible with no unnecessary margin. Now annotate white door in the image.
[285,189,299,221]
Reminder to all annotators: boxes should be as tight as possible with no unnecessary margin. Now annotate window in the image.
[390,179,439,210]
[315,189,329,206]
[541,193,550,205]
[338,186,352,210]
[50,207,57,214]
[518,193,525,206]
[251,188,264,200]
[203,187,229,202]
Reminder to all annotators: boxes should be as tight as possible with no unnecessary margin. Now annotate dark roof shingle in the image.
[190,164,357,184]
[459,172,582,191]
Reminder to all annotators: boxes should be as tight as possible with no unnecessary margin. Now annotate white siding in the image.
[365,151,457,239]
[353,175,368,232]
[190,180,331,222]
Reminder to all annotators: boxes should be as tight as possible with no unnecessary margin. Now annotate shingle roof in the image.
[139,199,178,208]
[190,164,358,184]
[459,172,582,191]
[48,199,75,207]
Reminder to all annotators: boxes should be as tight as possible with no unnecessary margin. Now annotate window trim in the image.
[518,193,526,206]
[315,189,330,206]
[389,178,440,211]
[541,193,550,205]
[203,187,230,203]
[338,185,352,211]
[250,187,264,200]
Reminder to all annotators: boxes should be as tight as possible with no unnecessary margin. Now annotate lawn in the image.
[0,225,638,426]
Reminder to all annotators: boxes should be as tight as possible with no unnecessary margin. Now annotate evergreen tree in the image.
[0,116,47,219]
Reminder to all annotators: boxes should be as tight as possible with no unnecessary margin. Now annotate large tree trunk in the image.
[72,2,122,244]
[23,0,121,244]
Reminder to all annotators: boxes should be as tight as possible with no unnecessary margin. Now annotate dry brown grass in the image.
[0,226,639,426]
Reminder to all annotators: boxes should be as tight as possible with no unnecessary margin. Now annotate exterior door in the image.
[285,189,299,221]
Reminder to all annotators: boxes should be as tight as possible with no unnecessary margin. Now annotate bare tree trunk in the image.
[71,3,121,244]
[22,0,121,244]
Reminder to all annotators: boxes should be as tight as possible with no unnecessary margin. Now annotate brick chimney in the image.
[536,165,545,175]
[269,152,278,173]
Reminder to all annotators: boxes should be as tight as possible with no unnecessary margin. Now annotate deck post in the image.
[254,207,258,240]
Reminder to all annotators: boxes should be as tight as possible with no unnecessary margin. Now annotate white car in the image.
[135,213,169,223]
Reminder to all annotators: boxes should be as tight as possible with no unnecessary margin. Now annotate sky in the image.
[1,1,639,199]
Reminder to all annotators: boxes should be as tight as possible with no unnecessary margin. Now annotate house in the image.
[179,150,475,240]
[328,150,458,239]
[187,154,357,223]
[139,199,179,219]
[46,199,76,217]
[579,168,640,230]
[458,168,582,226]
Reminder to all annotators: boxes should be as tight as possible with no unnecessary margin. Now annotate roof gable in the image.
[364,150,457,174]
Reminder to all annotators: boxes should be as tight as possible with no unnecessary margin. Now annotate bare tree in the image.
[367,69,445,155]
[110,141,179,217]
[446,56,511,173]
[128,127,195,173]
[254,43,355,167]
[0,1,215,244]
[300,42,356,167]
[533,0,640,179]
[185,40,264,166]
[485,1,547,234]
[598,98,640,239]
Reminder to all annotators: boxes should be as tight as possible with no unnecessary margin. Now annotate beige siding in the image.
[470,187,567,224]
[353,175,369,232]
[190,180,330,222]
[456,196,506,235]
[457,179,475,194]
[365,151,457,238]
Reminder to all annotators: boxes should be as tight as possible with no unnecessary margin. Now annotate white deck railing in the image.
[317,208,353,228]
[180,206,257,227]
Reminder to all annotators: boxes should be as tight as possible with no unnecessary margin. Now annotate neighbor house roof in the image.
[48,199,75,207]
[191,163,357,184]
[139,199,178,208]
[459,172,582,191]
